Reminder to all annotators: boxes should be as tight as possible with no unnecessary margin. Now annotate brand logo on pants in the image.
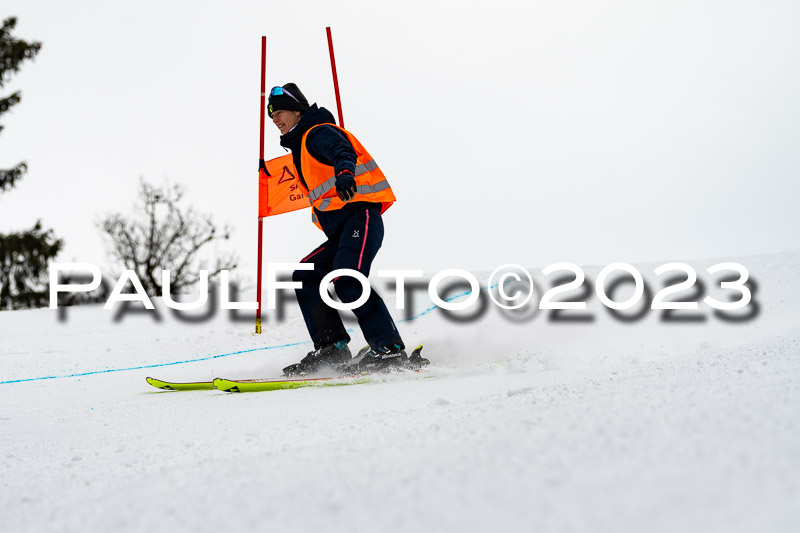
[352,229,360,238]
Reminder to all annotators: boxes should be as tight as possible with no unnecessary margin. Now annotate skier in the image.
[267,83,406,375]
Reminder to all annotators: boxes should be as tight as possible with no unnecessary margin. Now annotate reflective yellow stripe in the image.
[315,179,391,211]
[355,159,379,175]
[355,180,391,196]
[307,177,336,202]
[307,159,380,201]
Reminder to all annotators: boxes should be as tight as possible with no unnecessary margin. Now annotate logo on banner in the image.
[278,166,296,184]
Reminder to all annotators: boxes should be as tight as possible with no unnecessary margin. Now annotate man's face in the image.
[272,110,302,135]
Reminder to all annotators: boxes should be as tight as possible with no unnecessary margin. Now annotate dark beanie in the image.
[268,83,309,117]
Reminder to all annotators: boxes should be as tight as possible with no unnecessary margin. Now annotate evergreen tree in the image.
[1,17,40,191]
[0,17,63,310]
[0,221,62,309]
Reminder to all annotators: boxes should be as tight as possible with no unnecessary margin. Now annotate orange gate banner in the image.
[258,154,310,217]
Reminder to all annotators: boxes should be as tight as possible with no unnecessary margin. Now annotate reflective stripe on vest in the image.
[300,124,396,227]
[316,178,392,211]
[307,159,380,202]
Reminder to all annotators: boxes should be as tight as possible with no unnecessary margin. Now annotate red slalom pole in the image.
[256,35,267,335]
[326,27,345,128]
[259,36,267,163]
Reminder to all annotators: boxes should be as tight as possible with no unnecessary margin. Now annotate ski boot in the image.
[342,343,411,375]
[282,341,352,377]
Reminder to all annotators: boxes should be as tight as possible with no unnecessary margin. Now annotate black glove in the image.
[335,170,357,201]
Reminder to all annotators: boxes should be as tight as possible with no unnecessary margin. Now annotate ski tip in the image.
[146,377,167,389]
[146,377,215,391]
[408,345,429,368]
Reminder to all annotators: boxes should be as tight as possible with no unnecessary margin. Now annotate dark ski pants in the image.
[293,207,403,351]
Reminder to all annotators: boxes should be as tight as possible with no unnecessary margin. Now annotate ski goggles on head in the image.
[269,86,299,102]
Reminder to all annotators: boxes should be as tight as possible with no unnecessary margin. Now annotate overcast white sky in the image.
[1,0,799,283]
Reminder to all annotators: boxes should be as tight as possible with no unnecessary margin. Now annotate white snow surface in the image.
[2,252,800,533]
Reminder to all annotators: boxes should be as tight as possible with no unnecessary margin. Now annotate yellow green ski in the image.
[146,377,214,391]
[146,375,374,392]
[213,375,374,392]
[146,345,429,393]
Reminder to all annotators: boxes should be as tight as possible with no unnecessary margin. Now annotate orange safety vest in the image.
[299,124,395,228]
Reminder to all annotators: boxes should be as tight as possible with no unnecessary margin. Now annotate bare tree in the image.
[99,178,237,295]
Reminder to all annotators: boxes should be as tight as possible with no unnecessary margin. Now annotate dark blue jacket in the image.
[280,104,381,238]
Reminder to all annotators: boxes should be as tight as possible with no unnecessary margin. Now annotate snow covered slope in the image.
[1,252,799,533]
